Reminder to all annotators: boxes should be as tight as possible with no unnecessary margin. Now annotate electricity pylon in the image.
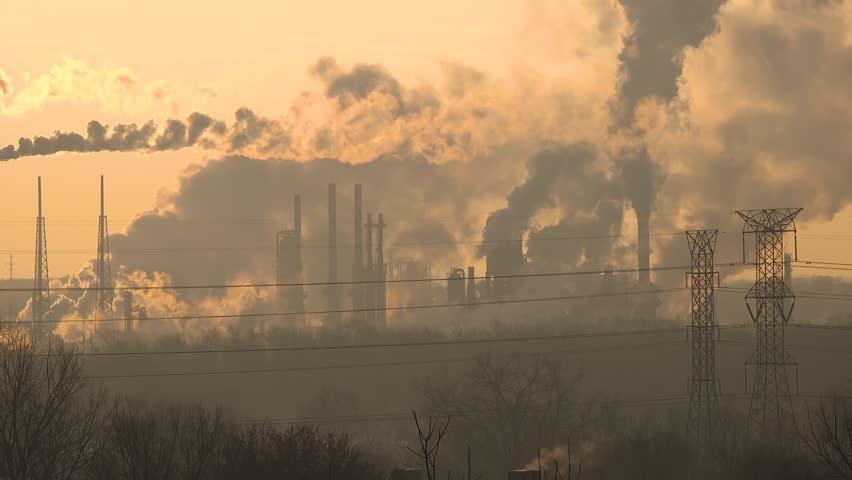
[736,208,802,438]
[686,229,720,444]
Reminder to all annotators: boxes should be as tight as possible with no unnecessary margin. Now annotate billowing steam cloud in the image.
[11,0,852,338]
[479,144,603,255]
[0,55,611,165]
[0,57,214,116]
[613,0,727,126]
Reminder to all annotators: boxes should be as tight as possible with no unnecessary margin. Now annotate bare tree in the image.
[408,410,451,480]
[421,354,581,474]
[0,327,109,480]
[541,438,582,480]
[176,404,227,480]
[798,398,852,479]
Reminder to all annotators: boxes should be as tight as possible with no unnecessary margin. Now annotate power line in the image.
[84,341,688,379]
[794,260,852,267]
[0,231,698,256]
[238,393,852,426]
[0,262,750,293]
[70,329,708,357]
[719,286,852,302]
[240,397,700,426]
[1,287,687,325]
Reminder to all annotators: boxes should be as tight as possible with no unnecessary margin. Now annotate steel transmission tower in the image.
[96,175,114,317]
[736,208,802,437]
[32,177,51,337]
[685,229,720,443]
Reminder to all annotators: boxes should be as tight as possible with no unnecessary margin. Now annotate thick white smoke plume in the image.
[9,0,852,340]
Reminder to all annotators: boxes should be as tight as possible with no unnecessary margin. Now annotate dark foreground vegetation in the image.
[1,327,850,480]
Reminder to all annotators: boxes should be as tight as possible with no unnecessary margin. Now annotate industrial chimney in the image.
[467,266,476,306]
[636,206,650,286]
[276,194,305,322]
[635,206,656,321]
[376,213,386,326]
[328,184,341,325]
[365,213,374,324]
[353,184,364,322]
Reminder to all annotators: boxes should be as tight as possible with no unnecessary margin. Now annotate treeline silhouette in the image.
[1,325,851,479]
[0,328,383,480]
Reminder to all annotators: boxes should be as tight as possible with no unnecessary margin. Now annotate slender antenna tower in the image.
[686,229,720,444]
[376,213,385,326]
[352,185,364,322]
[32,177,50,335]
[365,213,374,324]
[95,175,113,315]
[737,208,802,437]
[328,184,341,325]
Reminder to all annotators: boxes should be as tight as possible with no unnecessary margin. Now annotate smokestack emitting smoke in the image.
[613,0,727,295]
[637,207,650,285]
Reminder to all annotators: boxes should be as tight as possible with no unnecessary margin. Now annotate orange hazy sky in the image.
[0,0,531,275]
[0,0,850,278]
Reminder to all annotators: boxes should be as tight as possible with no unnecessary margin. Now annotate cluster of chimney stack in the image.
[276,183,387,328]
[352,184,386,327]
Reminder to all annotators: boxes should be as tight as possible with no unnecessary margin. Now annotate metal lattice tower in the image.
[32,177,51,337]
[96,175,113,316]
[736,208,802,437]
[686,229,720,443]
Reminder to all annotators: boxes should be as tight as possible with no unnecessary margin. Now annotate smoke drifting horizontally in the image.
[7,0,852,339]
[0,109,289,161]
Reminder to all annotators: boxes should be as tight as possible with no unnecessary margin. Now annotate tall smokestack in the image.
[328,184,341,325]
[636,207,650,286]
[467,266,476,306]
[377,213,386,326]
[294,194,301,239]
[635,206,655,321]
[365,213,374,325]
[122,290,133,332]
[353,184,363,322]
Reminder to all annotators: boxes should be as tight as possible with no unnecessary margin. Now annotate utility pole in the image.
[33,177,50,339]
[737,208,802,438]
[7,253,12,280]
[686,229,720,444]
